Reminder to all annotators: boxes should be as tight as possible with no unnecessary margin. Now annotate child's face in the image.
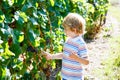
[64,27,79,38]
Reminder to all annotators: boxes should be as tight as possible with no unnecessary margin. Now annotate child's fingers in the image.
[41,50,47,56]
[40,49,52,60]
[41,51,45,55]
[40,49,47,54]
[69,52,78,59]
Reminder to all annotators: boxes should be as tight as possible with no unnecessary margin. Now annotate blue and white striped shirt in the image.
[61,36,88,80]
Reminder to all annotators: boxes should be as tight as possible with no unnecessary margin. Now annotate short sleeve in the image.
[77,43,88,59]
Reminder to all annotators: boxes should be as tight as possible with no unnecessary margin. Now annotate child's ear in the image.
[73,28,77,33]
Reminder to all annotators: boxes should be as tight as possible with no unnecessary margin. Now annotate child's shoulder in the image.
[67,36,85,46]
[72,36,85,43]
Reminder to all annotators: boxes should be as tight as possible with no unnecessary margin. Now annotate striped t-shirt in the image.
[61,36,88,80]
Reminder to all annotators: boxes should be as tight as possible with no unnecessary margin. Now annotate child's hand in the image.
[41,50,52,60]
[69,51,79,61]
[45,52,52,60]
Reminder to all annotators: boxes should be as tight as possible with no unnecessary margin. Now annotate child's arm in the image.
[69,52,89,65]
[41,50,63,60]
[51,53,63,59]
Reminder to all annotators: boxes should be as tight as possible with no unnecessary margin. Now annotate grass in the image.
[102,0,120,79]
[103,36,120,80]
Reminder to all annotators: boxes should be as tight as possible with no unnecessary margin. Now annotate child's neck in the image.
[71,34,80,38]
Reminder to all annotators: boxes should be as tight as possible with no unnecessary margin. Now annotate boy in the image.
[42,13,89,80]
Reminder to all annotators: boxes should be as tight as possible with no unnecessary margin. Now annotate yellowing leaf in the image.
[6,49,15,56]
[36,2,38,7]
[50,0,54,6]
[58,18,61,26]
[35,37,40,47]
[18,34,24,43]
[1,42,15,59]
[0,15,5,23]
[19,12,28,22]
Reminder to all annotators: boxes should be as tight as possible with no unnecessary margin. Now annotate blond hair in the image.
[62,13,86,34]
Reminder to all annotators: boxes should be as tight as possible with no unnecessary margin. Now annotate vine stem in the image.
[45,5,53,54]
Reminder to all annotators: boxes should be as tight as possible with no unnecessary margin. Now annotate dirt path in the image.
[84,16,120,80]
[84,1,120,80]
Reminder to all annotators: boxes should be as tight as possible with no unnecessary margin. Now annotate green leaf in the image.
[14,11,24,25]
[30,18,38,25]
[40,38,45,43]
[0,24,12,39]
[1,67,6,79]
[12,30,20,44]
[19,11,28,22]
[29,29,36,41]
[0,48,4,53]
[13,29,24,43]
[41,57,46,63]
[4,14,14,24]
[18,33,24,43]
[26,29,38,46]
[0,11,5,23]
[0,39,3,44]
[87,3,95,13]
[22,2,36,15]
[9,44,22,58]
[35,37,40,47]
[1,42,15,59]
[50,0,55,6]
[35,2,38,8]
[37,9,47,17]
[14,0,26,5]
[33,12,38,18]
[21,4,28,12]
